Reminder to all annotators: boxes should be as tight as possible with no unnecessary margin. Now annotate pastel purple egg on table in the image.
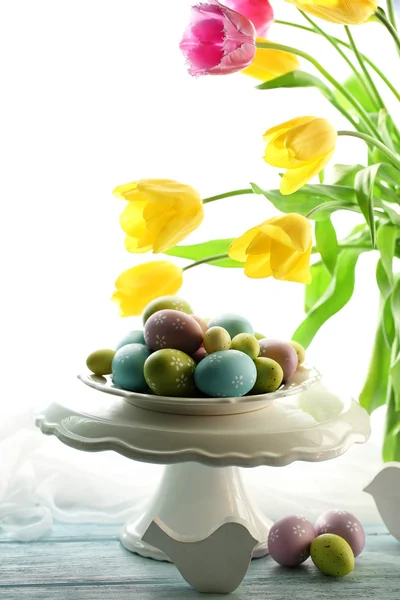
[259,339,298,381]
[268,515,316,567]
[144,309,203,355]
[315,509,365,557]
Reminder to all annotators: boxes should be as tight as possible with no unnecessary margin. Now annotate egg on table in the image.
[310,534,355,577]
[144,349,196,396]
[207,313,253,338]
[142,296,193,324]
[194,350,256,397]
[112,343,151,392]
[144,309,203,355]
[315,509,365,557]
[268,515,316,567]
[115,330,145,351]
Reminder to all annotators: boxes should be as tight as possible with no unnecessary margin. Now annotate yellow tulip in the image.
[112,260,183,317]
[229,214,312,283]
[242,37,300,82]
[263,116,336,195]
[113,179,204,254]
[285,0,377,25]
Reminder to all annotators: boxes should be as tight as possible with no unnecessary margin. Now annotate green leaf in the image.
[381,294,395,348]
[355,164,382,247]
[257,70,333,96]
[376,259,391,299]
[165,239,242,268]
[378,200,400,226]
[339,73,377,113]
[250,182,355,220]
[304,262,332,313]
[392,351,400,412]
[292,249,362,348]
[328,164,364,187]
[377,223,398,286]
[315,219,338,275]
[383,383,400,461]
[359,310,391,414]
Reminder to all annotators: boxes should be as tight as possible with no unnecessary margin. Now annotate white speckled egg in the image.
[194,350,256,397]
[268,515,316,567]
[112,343,151,392]
[315,509,365,557]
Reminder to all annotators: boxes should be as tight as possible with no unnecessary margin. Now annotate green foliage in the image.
[328,164,364,187]
[354,164,383,247]
[338,72,377,113]
[257,70,333,98]
[304,262,332,313]
[359,312,391,414]
[165,239,242,268]
[315,219,338,274]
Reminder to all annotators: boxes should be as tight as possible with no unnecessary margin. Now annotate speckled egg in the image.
[259,339,298,381]
[144,310,203,354]
[115,330,145,351]
[193,346,208,364]
[251,357,283,394]
[142,296,193,324]
[268,515,316,567]
[191,315,208,334]
[310,534,354,577]
[203,326,231,354]
[315,510,365,557]
[207,313,253,338]
[231,333,259,360]
[86,349,116,376]
[289,340,306,366]
[194,350,257,398]
[112,343,151,392]
[144,349,196,396]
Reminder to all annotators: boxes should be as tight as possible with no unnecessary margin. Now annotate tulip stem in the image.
[182,253,230,271]
[344,26,386,111]
[337,130,400,169]
[274,19,400,102]
[376,9,400,54]
[202,188,254,204]
[256,41,383,141]
[386,0,398,30]
[298,11,380,110]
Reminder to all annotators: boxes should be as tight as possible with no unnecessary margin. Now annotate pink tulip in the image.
[180,0,256,76]
[222,0,274,37]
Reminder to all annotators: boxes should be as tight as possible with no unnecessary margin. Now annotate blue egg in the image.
[208,313,253,338]
[194,350,257,398]
[115,330,146,351]
[112,343,151,392]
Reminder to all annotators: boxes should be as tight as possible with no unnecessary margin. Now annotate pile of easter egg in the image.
[268,509,365,577]
[86,295,306,399]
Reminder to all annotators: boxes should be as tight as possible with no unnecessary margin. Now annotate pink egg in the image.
[268,515,316,567]
[191,315,209,335]
[193,346,208,364]
[315,509,365,557]
[259,339,298,381]
[144,309,203,355]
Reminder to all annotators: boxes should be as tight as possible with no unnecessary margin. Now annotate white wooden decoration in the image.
[364,463,400,540]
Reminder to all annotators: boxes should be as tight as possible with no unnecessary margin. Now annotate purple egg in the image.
[315,509,365,557]
[268,515,316,567]
[259,339,298,381]
[144,309,203,355]
[193,346,208,364]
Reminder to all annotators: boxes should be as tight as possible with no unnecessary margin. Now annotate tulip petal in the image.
[243,40,300,81]
[124,235,153,254]
[152,209,204,253]
[119,201,148,237]
[264,214,312,253]
[273,245,312,284]
[246,230,271,255]
[112,181,138,201]
[222,1,274,37]
[279,149,335,195]
[285,0,377,25]
[228,227,259,261]
[263,116,314,144]
[244,253,273,278]
[285,118,337,161]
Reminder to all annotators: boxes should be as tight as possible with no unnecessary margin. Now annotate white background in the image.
[1,0,398,531]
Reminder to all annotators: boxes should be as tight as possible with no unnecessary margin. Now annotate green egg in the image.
[142,296,193,324]
[231,333,260,360]
[254,332,266,341]
[203,326,231,354]
[144,349,196,397]
[251,357,283,394]
[289,340,306,365]
[310,534,355,577]
[86,349,116,376]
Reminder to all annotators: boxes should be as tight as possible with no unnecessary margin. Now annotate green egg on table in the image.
[115,330,145,351]
[142,296,193,324]
[144,349,196,396]
[254,332,266,341]
[86,349,116,376]
[207,313,253,338]
[231,333,259,360]
[251,357,283,394]
[289,340,306,365]
[203,326,231,354]
[310,534,355,577]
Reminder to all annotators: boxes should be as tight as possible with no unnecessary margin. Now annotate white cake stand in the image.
[35,374,370,566]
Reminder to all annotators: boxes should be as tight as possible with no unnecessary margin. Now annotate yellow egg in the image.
[86,349,115,376]
[289,340,306,365]
[231,333,259,360]
[310,534,354,577]
[203,326,231,354]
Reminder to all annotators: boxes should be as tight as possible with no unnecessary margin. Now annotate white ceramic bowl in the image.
[78,365,321,416]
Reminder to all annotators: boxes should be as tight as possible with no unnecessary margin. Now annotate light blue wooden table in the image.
[1,523,398,599]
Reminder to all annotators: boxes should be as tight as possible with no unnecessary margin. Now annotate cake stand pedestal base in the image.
[120,462,272,561]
